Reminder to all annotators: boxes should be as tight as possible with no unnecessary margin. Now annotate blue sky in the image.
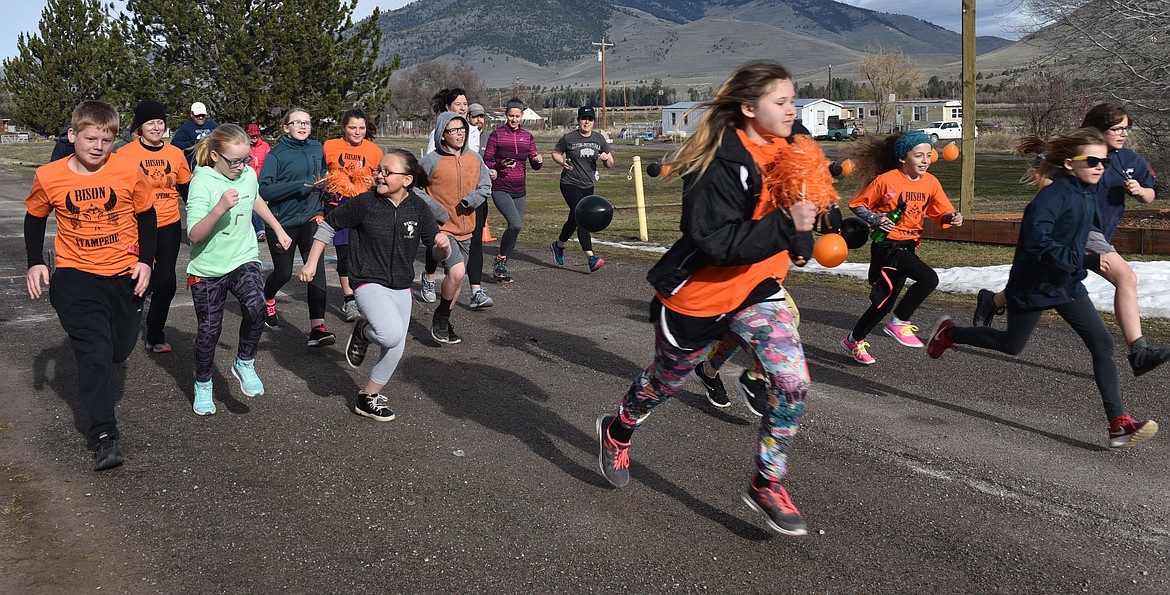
[1,1,1026,64]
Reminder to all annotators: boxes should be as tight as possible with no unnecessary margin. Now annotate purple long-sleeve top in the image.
[483,125,542,194]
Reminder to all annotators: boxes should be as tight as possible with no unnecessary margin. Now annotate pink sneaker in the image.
[841,334,876,365]
[883,320,924,348]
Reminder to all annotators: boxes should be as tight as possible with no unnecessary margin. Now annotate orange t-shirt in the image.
[661,130,792,318]
[324,139,382,178]
[115,140,192,227]
[848,169,955,244]
[25,154,153,276]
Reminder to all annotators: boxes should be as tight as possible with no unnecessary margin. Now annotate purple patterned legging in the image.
[191,262,266,382]
[617,297,809,481]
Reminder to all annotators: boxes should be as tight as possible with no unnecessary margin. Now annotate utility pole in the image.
[592,37,614,129]
[827,64,832,100]
[961,0,976,215]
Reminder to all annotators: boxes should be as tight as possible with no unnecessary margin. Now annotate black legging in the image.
[264,221,326,320]
[951,294,1122,419]
[558,183,594,252]
[145,221,182,345]
[426,202,487,285]
[851,240,938,340]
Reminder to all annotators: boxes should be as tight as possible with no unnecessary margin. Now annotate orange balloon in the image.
[813,233,848,267]
[840,159,854,176]
[660,163,672,176]
[929,148,939,163]
[942,143,960,161]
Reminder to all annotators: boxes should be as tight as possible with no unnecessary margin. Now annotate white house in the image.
[794,98,843,138]
[661,101,705,139]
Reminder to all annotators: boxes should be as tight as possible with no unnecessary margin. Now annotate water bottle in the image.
[871,197,906,243]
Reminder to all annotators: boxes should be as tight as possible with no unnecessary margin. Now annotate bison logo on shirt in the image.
[64,187,118,230]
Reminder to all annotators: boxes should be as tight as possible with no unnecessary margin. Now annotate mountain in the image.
[373,0,1020,88]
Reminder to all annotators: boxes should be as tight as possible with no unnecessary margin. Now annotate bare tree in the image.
[1004,70,1089,138]
[388,60,485,132]
[859,43,922,134]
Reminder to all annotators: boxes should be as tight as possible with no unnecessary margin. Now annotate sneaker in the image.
[742,474,808,536]
[736,370,770,418]
[595,414,630,488]
[346,320,370,368]
[231,358,264,397]
[264,300,279,328]
[973,289,999,327]
[693,365,731,408]
[926,317,957,359]
[93,432,124,471]
[145,341,172,354]
[1108,415,1158,450]
[588,255,606,272]
[342,299,360,322]
[841,334,876,365]
[1128,345,1170,377]
[416,272,437,303]
[494,257,514,284]
[431,316,462,344]
[193,380,216,416]
[883,320,924,348]
[354,393,396,422]
[307,324,336,348]
[550,241,565,266]
[469,289,494,310]
[256,230,266,242]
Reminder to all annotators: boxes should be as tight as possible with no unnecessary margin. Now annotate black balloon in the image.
[574,195,614,233]
[815,204,843,234]
[839,216,870,249]
[829,161,843,177]
[646,162,662,177]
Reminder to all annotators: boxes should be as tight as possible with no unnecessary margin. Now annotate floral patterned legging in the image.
[617,297,809,481]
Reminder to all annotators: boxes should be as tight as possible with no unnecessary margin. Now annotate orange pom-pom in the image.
[319,165,374,198]
[813,233,848,267]
[763,135,839,211]
[942,143,959,161]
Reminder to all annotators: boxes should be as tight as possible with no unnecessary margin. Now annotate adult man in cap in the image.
[467,103,487,155]
[171,102,220,167]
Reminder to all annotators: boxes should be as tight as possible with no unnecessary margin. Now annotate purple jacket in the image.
[484,125,541,194]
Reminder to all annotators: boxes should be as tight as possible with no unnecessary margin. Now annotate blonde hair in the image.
[1015,127,1107,187]
[71,100,119,136]
[192,124,250,167]
[665,61,792,180]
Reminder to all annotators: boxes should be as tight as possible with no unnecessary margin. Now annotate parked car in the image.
[917,121,977,142]
[825,116,858,141]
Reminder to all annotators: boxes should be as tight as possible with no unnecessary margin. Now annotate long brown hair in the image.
[847,132,910,186]
[665,61,792,180]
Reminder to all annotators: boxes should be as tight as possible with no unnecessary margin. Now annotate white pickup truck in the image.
[917,121,977,142]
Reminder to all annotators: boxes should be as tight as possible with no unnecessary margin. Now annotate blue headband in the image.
[895,131,932,159]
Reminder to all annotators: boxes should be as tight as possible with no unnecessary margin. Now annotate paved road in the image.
[1,167,1167,593]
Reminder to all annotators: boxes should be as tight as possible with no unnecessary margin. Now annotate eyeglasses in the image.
[1070,155,1111,168]
[287,120,312,127]
[443,126,467,135]
[1106,126,1131,134]
[218,154,254,168]
[374,168,410,177]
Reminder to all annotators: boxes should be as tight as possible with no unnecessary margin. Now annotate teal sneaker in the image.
[550,241,565,266]
[193,380,216,416]
[232,358,264,397]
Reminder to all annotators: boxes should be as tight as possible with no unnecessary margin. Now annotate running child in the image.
[300,149,451,421]
[186,125,292,415]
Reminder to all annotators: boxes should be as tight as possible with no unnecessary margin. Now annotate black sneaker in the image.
[431,316,462,344]
[494,257,514,284]
[972,289,999,327]
[596,414,630,488]
[1129,345,1170,377]
[736,370,770,418]
[346,320,370,368]
[354,393,396,422]
[93,433,124,471]
[307,324,336,348]
[693,365,730,408]
[742,474,807,536]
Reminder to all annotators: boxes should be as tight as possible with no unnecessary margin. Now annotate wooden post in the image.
[633,156,648,241]
[961,0,976,215]
[592,38,614,129]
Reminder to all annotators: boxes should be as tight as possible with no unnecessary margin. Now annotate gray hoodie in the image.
[419,112,491,240]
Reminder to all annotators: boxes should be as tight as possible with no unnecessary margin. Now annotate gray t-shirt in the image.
[555,130,611,189]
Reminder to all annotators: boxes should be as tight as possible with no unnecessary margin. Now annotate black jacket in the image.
[646,126,808,296]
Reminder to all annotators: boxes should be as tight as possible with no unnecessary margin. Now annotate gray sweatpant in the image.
[353,283,413,385]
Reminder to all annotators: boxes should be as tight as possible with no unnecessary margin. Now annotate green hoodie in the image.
[187,165,261,278]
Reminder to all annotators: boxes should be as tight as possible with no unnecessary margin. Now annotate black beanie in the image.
[131,100,168,134]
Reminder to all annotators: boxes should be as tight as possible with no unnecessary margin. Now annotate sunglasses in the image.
[1070,155,1111,168]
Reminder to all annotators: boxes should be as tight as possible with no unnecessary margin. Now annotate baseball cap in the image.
[577,106,596,120]
[246,123,262,136]
[190,102,208,116]
[468,103,486,118]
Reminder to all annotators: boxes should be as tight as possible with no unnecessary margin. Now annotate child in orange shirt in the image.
[24,100,155,471]
[840,130,963,365]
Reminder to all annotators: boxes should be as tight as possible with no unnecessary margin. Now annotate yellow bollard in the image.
[633,155,648,241]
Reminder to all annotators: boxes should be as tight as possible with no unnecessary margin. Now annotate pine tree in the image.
[3,0,133,136]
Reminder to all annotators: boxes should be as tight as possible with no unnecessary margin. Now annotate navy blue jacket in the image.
[1005,175,1094,311]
